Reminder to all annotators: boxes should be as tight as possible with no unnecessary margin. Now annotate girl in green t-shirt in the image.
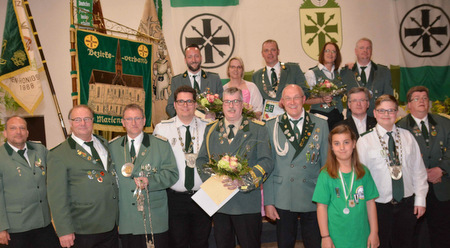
[312,124,379,248]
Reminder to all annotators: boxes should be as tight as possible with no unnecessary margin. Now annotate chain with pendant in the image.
[176,118,200,168]
[261,64,285,98]
[376,127,403,180]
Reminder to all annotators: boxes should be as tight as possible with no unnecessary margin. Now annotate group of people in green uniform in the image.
[0,37,448,248]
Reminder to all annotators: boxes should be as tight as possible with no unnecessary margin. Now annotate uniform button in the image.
[303,179,306,183]
[34,173,36,175]
[303,166,307,169]
[113,196,116,199]
[112,183,115,186]
[290,178,294,182]
[132,203,135,206]
[40,200,42,203]
[37,186,39,189]
[290,164,294,168]
[131,190,134,193]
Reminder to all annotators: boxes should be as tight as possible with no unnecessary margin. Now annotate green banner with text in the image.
[76,29,152,131]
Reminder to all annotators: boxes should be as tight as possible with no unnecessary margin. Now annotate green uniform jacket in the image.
[109,133,178,234]
[166,70,223,117]
[340,62,393,117]
[0,141,51,233]
[197,118,273,215]
[397,114,450,201]
[264,112,329,212]
[47,135,119,237]
[252,62,309,101]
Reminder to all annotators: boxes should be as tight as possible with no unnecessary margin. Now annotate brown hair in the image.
[122,104,144,117]
[322,124,365,179]
[318,42,341,69]
[262,39,279,51]
[174,85,197,101]
[347,87,371,100]
[375,94,398,110]
[406,86,429,102]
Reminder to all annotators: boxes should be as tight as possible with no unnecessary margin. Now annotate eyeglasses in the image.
[70,117,94,123]
[324,49,337,54]
[410,97,429,102]
[223,99,243,105]
[375,109,397,115]
[348,99,368,103]
[176,99,195,106]
[123,117,144,122]
[282,96,304,102]
[229,66,243,70]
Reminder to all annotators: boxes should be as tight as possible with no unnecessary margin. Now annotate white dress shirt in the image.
[188,71,201,89]
[8,142,30,166]
[266,61,281,85]
[71,134,108,170]
[305,63,336,88]
[411,115,429,132]
[356,124,428,206]
[127,132,144,159]
[352,115,368,135]
[357,61,372,82]
[153,116,208,192]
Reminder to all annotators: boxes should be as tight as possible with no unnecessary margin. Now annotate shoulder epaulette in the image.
[154,134,168,142]
[360,128,374,137]
[109,135,121,143]
[199,118,210,123]
[207,120,219,126]
[160,119,174,124]
[252,119,265,126]
[28,140,42,144]
[266,115,278,121]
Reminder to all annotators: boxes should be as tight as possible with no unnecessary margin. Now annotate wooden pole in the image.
[23,0,68,138]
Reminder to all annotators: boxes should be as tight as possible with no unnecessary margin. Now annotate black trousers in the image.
[167,189,212,248]
[73,226,119,248]
[426,185,450,248]
[376,196,417,248]
[2,224,60,248]
[119,231,169,248]
[275,208,321,248]
[213,213,262,248]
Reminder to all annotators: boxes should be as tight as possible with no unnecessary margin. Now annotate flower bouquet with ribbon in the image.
[196,89,224,119]
[309,78,346,107]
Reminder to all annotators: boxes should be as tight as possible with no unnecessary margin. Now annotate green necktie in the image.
[228,124,235,139]
[184,126,194,191]
[130,139,136,159]
[291,118,302,140]
[360,66,367,86]
[85,141,104,167]
[271,68,278,91]
[193,75,200,93]
[387,131,404,202]
[17,148,28,164]
[421,121,429,146]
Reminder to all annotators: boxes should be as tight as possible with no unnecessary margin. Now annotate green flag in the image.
[0,0,44,114]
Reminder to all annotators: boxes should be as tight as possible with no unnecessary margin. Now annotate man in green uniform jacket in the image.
[109,104,178,248]
[264,85,329,248]
[196,87,273,248]
[397,86,450,247]
[252,39,309,103]
[0,116,59,247]
[47,105,119,248]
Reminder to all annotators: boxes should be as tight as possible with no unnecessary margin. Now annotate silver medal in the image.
[185,153,198,168]
[343,207,350,214]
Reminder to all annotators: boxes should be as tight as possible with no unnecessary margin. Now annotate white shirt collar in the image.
[8,142,28,152]
[127,132,144,145]
[71,133,95,146]
[411,114,428,128]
